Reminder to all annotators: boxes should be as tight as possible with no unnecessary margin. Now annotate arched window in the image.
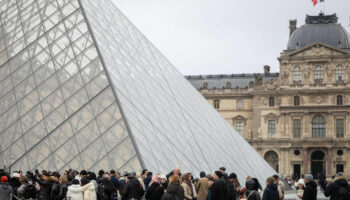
[336,65,345,81]
[337,95,343,105]
[312,115,326,138]
[269,97,275,107]
[214,99,220,109]
[314,66,323,83]
[294,96,300,106]
[292,66,302,81]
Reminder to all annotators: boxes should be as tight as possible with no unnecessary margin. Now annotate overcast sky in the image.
[112,0,350,75]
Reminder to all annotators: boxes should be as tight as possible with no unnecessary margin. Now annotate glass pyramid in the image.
[0,0,276,183]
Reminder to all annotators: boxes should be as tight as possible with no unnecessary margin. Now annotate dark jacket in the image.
[303,181,317,200]
[122,177,145,200]
[262,183,279,200]
[0,183,13,200]
[36,179,52,200]
[324,177,350,200]
[144,177,152,192]
[227,181,236,200]
[166,182,184,200]
[110,176,119,198]
[245,180,261,200]
[51,181,60,200]
[210,179,228,200]
[57,183,68,200]
[145,183,164,200]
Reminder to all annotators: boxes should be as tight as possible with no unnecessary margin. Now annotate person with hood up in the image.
[81,178,96,200]
[302,174,317,200]
[145,175,164,200]
[244,179,261,200]
[196,172,209,200]
[209,171,228,200]
[296,179,305,200]
[0,176,13,200]
[324,172,350,200]
[122,174,145,200]
[161,174,184,200]
[262,177,279,200]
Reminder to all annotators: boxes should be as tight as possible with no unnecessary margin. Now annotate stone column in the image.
[327,148,332,176]
[303,148,308,174]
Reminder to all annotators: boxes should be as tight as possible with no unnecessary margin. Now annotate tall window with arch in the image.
[213,99,220,109]
[292,66,302,82]
[314,65,324,83]
[312,115,326,138]
[336,65,345,82]
[337,95,343,105]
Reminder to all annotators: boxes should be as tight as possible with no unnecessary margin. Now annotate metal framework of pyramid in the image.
[0,0,276,183]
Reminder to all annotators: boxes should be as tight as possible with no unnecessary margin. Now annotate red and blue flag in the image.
[312,0,324,6]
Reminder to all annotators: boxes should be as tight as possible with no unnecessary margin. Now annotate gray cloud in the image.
[113,0,350,75]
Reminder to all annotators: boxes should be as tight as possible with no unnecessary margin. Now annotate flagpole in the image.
[323,1,325,14]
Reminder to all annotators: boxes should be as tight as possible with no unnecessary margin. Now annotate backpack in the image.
[339,186,350,200]
[23,184,37,199]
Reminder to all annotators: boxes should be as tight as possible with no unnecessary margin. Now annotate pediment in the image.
[263,113,279,123]
[232,115,247,125]
[285,42,348,58]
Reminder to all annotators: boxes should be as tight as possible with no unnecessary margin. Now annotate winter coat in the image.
[166,182,184,200]
[51,181,61,200]
[262,183,279,200]
[302,181,317,200]
[66,183,92,200]
[182,182,193,200]
[0,183,13,200]
[145,183,164,200]
[83,183,97,200]
[144,178,152,192]
[36,179,52,200]
[210,179,228,200]
[245,180,261,200]
[110,176,119,197]
[122,177,145,200]
[196,177,209,200]
[324,176,350,200]
[58,183,68,200]
[296,189,304,200]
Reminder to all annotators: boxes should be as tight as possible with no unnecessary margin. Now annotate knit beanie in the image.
[304,174,313,182]
[214,171,223,178]
[1,176,8,183]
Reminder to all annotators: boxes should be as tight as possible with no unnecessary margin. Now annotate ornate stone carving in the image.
[263,113,279,123]
[304,67,312,79]
[255,74,262,85]
[232,115,248,125]
[226,81,231,89]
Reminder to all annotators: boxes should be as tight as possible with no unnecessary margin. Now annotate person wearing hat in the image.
[145,175,164,200]
[209,171,228,200]
[160,175,168,189]
[0,176,13,200]
[122,174,145,200]
[296,179,305,200]
[324,172,350,200]
[302,174,317,200]
[196,172,209,200]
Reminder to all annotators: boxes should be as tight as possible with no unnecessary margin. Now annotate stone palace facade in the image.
[186,13,350,179]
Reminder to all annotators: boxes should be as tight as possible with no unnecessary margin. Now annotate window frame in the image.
[237,99,243,109]
[269,97,275,107]
[293,119,301,138]
[312,115,326,138]
[213,99,220,109]
[314,65,324,83]
[268,119,276,137]
[337,95,343,105]
[236,121,244,136]
[336,65,345,82]
[336,118,345,138]
[292,66,302,82]
[294,96,300,106]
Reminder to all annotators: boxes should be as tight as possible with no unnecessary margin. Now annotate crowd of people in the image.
[0,167,349,200]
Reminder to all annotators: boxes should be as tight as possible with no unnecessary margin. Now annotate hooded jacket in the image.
[324,176,350,200]
[303,181,317,200]
[122,177,145,200]
[245,180,261,200]
[66,183,92,200]
[83,183,97,200]
[262,183,279,200]
[0,183,13,200]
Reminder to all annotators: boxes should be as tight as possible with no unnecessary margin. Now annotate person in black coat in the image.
[262,177,279,200]
[302,174,317,200]
[145,175,164,200]
[33,172,53,200]
[324,173,350,200]
[162,174,184,200]
[245,179,261,200]
[210,171,228,200]
[122,175,145,200]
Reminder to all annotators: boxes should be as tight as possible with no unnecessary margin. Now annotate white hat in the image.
[297,178,305,187]
[160,174,166,179]
[12,172,20,178]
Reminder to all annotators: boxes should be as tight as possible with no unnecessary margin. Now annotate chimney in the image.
[264,65,270,74]
[289,19,297,36]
